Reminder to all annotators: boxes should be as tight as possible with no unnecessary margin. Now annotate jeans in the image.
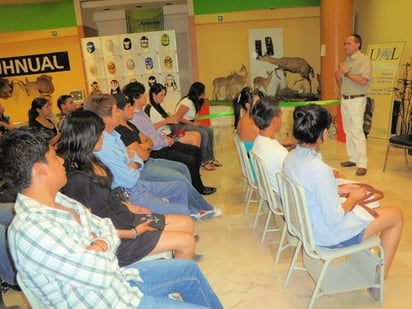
[0,203,17,285]
[171,124,215,164]
[140,158,214,213]
[128,179,191,216]
[142,158,191,182]
[150,143,207,193]
[126,259,223,309]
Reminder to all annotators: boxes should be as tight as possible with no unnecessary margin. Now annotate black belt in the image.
[342,94,365,100]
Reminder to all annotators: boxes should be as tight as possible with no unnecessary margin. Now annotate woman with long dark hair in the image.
[58,109,197,265]
[28,97,60,145]
[174,82,222,171]
[146,83,201,147]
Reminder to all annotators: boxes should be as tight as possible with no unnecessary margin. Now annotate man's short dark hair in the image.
[57,95,73,112]
[351,33,362,49]
[123,82,146,104]
[0,127,51,192]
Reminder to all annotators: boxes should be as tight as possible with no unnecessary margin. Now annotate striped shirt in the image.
[8,192,143,308]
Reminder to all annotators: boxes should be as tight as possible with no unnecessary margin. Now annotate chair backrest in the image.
[233,133,256,188]
[250,151,282,215]
[16,272,43,309]
[276,172,317,258]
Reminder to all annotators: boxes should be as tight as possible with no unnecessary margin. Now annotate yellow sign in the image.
[366,41,405,139]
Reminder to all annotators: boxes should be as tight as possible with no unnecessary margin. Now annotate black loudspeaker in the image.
[255,40,262,59]
[265,36,274,55]
[391,100,401,134]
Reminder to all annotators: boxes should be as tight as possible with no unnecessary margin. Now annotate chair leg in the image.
[260,210,273,243]
[382,144,391,172]
[404,148,408,167]
[244,186,253,215]
[274,224,288,264]
[307,259,332,309]
[284,242,302,289]
[253,199,264,230]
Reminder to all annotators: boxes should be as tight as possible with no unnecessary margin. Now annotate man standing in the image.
[336,34,372,176]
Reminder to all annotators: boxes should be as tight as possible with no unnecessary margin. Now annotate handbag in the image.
[172,127,186,138]
[339,183,383,219]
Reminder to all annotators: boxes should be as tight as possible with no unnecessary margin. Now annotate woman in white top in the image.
[146,83,201,147]
[173,82,222,171]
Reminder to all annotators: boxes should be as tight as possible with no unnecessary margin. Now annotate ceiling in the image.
[80,0,187,13]
[0,0,187,12]
[0,0,62,3]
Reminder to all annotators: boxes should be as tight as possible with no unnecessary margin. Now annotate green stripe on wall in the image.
[0,1,76,33]
[193,0,320,15]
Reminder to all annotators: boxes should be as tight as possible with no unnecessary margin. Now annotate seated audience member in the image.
[234,87,295,150]
[119,83,216,195]
[173,82,222,171]
[283,103,403,300]
[83,94,218,220]
[83,94,190,216]
[233,87,263,145]
[251,96,288,194]
[0,126,223,308]
[58,110,197,264]
[146,83,200,147]
[56,94,77,130]
[0,203,18,292]
[114,94,219,217]
[28,97,60,146]
[0,103,14,137]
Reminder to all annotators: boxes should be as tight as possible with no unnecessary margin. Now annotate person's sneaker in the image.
[190,210,215,221]
[213,207,223,217]
[168,292,184,302]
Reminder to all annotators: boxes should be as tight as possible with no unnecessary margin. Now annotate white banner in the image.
[366,41,405,139]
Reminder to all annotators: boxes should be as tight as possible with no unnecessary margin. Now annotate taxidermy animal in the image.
[257,55,314,92]
[212,64,248,100]
[253,70,273,93]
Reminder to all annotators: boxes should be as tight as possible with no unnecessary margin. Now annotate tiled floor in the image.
[4,126,412,308]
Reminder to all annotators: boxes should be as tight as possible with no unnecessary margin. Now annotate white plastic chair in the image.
[249,152,294,263]
[233,133,260,215]
[276,172,384,309]
[16,272,43,309]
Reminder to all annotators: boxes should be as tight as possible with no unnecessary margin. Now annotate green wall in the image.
[193,0,320,15]
[0,1,76,33]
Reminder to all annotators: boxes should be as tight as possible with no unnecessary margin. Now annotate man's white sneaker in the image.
[213,207,223,217]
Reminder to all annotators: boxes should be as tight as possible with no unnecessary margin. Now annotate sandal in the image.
[201,163,216,171]
[210,159,223,167]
